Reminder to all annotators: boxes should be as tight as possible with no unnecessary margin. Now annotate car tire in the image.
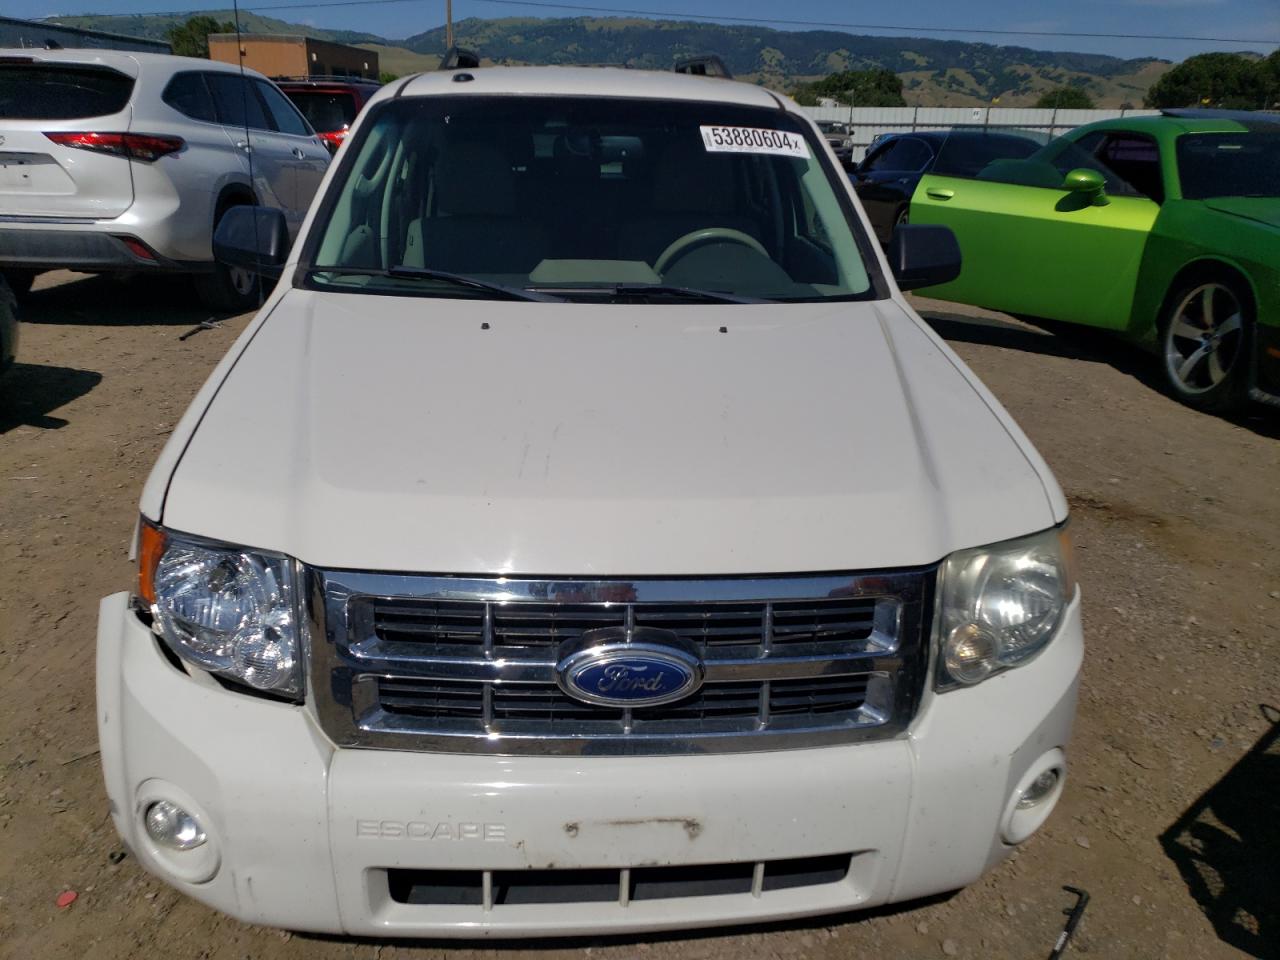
[195,206,262,314]
[1157,275,1253,413]
[2,270,37,300]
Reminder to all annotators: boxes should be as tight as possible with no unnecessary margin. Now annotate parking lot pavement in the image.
[1,274,1277,960]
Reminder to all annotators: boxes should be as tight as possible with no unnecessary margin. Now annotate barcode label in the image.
[699,125,810,158]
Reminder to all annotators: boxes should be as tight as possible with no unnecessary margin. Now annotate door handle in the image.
[926,188,955,200]
[291,147,306,159]
[235,140,252,153]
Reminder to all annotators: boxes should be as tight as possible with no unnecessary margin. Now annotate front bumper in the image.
[97,592,1082,938]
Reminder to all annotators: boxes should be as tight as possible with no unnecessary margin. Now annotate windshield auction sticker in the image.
[700,126,810,158]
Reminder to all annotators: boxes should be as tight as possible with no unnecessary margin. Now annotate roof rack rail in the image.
[271,75,382,84]
[439,46,481,70]
[674,55,732,79]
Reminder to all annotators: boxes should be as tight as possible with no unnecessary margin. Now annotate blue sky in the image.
[10,0,1280,60]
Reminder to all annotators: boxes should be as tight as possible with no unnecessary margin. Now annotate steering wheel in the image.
[653,227,769,276]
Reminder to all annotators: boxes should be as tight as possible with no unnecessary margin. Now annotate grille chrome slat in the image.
[338,648,903,683]
[310,569,931,755]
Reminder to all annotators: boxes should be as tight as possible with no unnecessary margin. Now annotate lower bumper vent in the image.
[387,854,853,908]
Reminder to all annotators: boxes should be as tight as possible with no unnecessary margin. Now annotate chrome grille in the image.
[374,674,872,724]
[363,596,881,652]
[309,569,931,755]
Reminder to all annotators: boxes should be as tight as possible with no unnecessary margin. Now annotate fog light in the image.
[1002,749,1067,844]
[943,622,998,684]
[144,800,206,851]
[1017,768,1060,809]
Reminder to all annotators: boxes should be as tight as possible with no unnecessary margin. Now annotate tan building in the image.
[208,34,378,81]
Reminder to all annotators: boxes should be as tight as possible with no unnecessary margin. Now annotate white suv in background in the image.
[0,50,329,310]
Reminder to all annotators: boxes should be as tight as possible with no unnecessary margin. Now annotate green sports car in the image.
[909,111,1280,413]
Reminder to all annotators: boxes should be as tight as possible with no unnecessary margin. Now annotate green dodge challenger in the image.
[909,111,1279,413]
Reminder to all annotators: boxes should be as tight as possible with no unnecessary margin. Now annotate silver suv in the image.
[0,50,329,310]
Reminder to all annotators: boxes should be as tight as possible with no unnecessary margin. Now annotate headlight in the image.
[935,526,1076,690]
[138,521,302,698]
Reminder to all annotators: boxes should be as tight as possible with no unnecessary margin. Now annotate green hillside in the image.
[47,11,383,46]
[399,17,1171,106]
[46,12,1176,105]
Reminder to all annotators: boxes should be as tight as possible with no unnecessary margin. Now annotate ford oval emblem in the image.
[556,627,703,708]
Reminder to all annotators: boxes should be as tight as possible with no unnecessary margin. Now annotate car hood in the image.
[161,290,1061,575]
[1202,197,1280,230]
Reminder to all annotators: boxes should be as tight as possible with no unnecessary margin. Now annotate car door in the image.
[204,72,297,230]
[253,79,330,221]
[910,129,1161,330]
[852,137,934,241]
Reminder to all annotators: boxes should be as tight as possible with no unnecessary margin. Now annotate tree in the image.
[379,71,399,85]
[1035,87,1095,109]
[1144,52,1271,109]
[166,16,235,59]
[793,68,906,108]
[1266,50,1280,108]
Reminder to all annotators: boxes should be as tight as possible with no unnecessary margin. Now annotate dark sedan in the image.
[852,130,1041,242]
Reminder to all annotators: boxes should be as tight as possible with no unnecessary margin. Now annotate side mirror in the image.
[213,206,289,278]
[888,224,962,291]
[1062,168,1108,204]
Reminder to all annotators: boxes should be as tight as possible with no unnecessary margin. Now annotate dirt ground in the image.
[1,272,1277,960]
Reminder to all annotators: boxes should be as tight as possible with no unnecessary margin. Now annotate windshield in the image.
[284,90,359,133]
[1177,131,1280,200]
[305,95,876,302]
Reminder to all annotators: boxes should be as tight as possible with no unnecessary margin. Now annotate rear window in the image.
[285,91,359,133]
[0,64,134,120]
[1177,131,1280,200]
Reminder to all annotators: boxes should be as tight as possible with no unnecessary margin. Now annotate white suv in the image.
[0,50,329,310]
[98,65,1082,938]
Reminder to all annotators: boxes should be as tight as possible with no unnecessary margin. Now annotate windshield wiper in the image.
[547,284,770,304]
[309,265,563,302]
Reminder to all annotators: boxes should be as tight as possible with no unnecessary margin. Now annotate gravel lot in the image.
[1,271,1277,960]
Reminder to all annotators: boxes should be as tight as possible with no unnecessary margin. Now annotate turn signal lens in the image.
[943,622,998,685]
[137,520,166,606]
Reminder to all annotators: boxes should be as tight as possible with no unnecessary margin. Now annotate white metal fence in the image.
[800,106,1161,162]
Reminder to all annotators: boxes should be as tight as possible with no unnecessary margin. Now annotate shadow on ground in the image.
[920,309,1280,441]
[0,362,103,433]
[921,310,1115,363]
[1160,705,1280,958]
[19,274,226,327]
